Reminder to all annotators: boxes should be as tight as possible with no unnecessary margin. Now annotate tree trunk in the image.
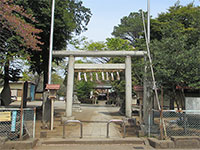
[180,89,186,110]
[1,60,11,106]
[170,97,174,110]
[4,59,9,85]
[42,49,49,91]
[173,89,180,110]
[43,65,48,90]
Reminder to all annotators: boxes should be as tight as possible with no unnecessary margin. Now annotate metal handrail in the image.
[63,120,83,138]
[107,119,126,138]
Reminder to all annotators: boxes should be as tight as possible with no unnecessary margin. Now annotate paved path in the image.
[35,101,125,139]
[70,103,123,138]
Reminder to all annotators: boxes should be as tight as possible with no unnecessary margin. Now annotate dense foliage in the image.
[112,10,147,47]
[151,4,200,89]
[75,80,94,103]
[111,3,200,109]
[0,0,42,83]
[16,0,92,89]
[0,0,42,105]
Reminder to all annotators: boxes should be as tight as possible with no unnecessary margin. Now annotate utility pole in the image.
[48,0,55,84]
[48,0,56,131]
[147,0,150,43]
[142,0,161,134]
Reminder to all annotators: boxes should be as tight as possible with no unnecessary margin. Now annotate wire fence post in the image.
[33,107,36,138]
[20,110,24,140]
[159,87,164,140]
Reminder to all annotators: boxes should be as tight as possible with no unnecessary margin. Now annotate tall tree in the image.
[0,0,42,105]
[151,3,200,88]
[151,3,200,109]
[16,0,92,90]
[112,10,147,46]
[111,3,200,109]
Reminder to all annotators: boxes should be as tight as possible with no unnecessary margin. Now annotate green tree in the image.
[16,0,92,90]
[112,10,147,46]
[75,80,94,103]
[0,0,42,105]
[150,3,200,109]
[0,0,42,83]
[151,3,200,87]
[110,3,200,109]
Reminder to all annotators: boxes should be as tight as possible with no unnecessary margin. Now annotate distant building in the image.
[0,81,35,101]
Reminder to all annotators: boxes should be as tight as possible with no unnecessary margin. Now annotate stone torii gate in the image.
[53,50,147,118]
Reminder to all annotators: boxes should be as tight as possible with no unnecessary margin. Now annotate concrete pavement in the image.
[36,101,127,139]
[69,103,122,138]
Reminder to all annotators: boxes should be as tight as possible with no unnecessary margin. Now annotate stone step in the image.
[39,137,144,145]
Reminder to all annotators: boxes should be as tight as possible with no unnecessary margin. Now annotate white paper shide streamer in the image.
[111,72,114,81]
[117,72,120,80]
[90,72,93,81]
[84,73,87,82]
[106,72,109,81]
[78,72,81,81]
[101,72,105,80]
[96,73,99,81]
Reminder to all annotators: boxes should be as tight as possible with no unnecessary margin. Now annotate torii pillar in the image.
[66,55,75,117]
[125,56,132,118]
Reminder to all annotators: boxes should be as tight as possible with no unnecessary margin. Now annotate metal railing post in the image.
[63,120,83,138]
[107,122,110,138]
[107,119,126,138]
[123,121,126,138]
[80,122,83,138]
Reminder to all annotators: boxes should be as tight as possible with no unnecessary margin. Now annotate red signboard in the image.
[45,84,60,90]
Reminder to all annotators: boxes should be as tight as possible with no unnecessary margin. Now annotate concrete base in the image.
[61,116,75,124]
[148,138,175,149]
[2,138,38,150]
[149,136,200,149]
[171,136,200,149]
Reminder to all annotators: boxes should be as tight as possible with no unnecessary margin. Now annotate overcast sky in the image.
[79,0,200,42]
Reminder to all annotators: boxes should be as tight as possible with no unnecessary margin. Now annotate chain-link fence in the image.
[150,110,200,137]
[0,108,36,141]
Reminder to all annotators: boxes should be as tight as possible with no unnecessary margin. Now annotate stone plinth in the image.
[171,136,200,149]
[148,138,175,149]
